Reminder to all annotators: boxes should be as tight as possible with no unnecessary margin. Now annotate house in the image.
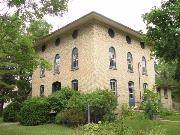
[32,12,159,110]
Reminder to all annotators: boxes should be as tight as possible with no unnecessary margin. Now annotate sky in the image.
[44,0,164,33]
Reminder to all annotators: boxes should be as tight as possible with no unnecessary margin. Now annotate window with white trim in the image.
[128,81,134,99]
[110,79,117,95]
[40,64,45,78]
[54,54,60,74]
[72,48,78,69]
[142,56,147,75]
[143,83,148,90]
[127,52,133,72]
[109,47,116,69]
[72,80,78,90]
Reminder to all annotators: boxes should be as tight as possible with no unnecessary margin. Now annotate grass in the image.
[0,117,3,123]
[161,113,180,121]
[124,113,180,135]
[0,123,73,135]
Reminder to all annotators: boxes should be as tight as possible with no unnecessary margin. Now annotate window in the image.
[127,52,133,72]
[52,81,61,93]
[72,48,78,69]
[164,88,168,99]
[55,38,60,46]
[72,29,78,39]
[109,47,116,69]
[140,42,145,49]
[41,44,46,52]
[110,79,117,95]
[126,36,131,44]
[143,83,148,90]
[72,80,78,90]
[108,28,115,38]
[54,54,60,74]
[40,85,44,97]
[40,64,45,78]
[142,56,147,75]
[128,81,134,99]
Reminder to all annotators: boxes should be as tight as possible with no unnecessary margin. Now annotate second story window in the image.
[72,80,78,90]
[126,36,131,44]
[110,79,117,95]
[40,85,44,97]
[127,52,133,72]
[40,64,45,78]
[72,48,78,69]
[109,47,116,69]
[164,88,168,99]
[54,54,60,74]
[142,56,147,75]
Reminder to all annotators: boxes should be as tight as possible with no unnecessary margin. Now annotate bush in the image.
[20,97,50,126]
[56,109,86,126]
[46,87,79,113]
[141,89,161,120]
[3,101,21,122]
[67,89,118,123]
[121,104,135,118]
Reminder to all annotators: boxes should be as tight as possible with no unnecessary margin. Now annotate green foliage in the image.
[141,89,161,119]
[121,104,135,118]
[56,110,86,126]
[20,97,50,126]
[143,0,179,62]
[67,89,118,123]
[46,87,80,113]
[3,101,21,122]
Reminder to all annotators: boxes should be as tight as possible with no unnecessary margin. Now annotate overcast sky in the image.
[44,0,164,33]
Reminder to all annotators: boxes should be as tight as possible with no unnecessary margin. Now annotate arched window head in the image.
[109,47,116,69]
[54,54,60,74]
[126,36,131,44]
[72,80,78,90]
[72,48,78,69]
[143,83,148,90]
[108,28,115,38]
[142,56,147,75]
[40,64,45,78]
[110,79,117,95]
[127,52,133,72]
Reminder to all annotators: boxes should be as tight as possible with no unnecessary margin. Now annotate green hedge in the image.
[3,101,21,122]
[20,97,50,126]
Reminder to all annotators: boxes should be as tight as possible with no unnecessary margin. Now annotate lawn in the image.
[0,123,73,135]
[161,113,180,121]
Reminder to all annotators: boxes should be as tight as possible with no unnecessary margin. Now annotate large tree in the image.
[0,0,69,113]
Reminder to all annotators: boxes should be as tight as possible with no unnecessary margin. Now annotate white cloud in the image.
[44,0,164,32]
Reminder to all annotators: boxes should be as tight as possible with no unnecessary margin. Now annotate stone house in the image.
[32,12,171,110]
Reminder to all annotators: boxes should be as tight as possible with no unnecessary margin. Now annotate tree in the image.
[0,0,69,113]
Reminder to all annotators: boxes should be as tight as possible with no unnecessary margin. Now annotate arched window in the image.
[110,79,117,95]
[72,48,78,69]
[72,80,78,90]
[128,81,135,107]
[40,64,45,78]
[127,52,133,72]
[142,56,147,75]
[52,81,61,93]
[54,54,60,74]
[40,85,44,97]
[109,47,116,68]
[143,83,148,90]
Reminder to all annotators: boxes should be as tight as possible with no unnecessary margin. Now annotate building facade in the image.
[32,12,156,109]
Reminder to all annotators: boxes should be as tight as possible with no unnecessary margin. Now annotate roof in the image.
[36,11,142,45]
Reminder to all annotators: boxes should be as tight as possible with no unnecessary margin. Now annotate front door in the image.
[128,81,135,107]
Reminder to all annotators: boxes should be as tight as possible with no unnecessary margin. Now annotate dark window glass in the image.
[52,81,61,93]
[127,52,133,72]
[110,79,117,95]
[41,44,46,52]
[108,28,115,38]
[126,36,131,44]
[55,38,60,46]
[72,30,78,39]
[164,88,168,99]
[140,42,145,49]
[72,80,78,90]
[40,64,45,78]
[54,54,60,74]
[128,81,134,99]
[109,47,116,68]
[143,83,148,90]
[40,85,44,97]
[72,48,78,69]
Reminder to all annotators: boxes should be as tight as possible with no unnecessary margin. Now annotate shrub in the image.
[20,97,50,126]
[121,104,135,118]
[67,89,118,123]
[56,109,86,126]
[141,89,161,120]
[46,87,79,113]
[3,101,21,122]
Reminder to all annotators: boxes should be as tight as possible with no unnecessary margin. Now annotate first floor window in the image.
[72,80,78,90]
[40,85,44,97]
[164,88,168,99]
[143,83,148,90]
[110,79,117,95]
[52,81,61,93]
[128,81,134,99]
